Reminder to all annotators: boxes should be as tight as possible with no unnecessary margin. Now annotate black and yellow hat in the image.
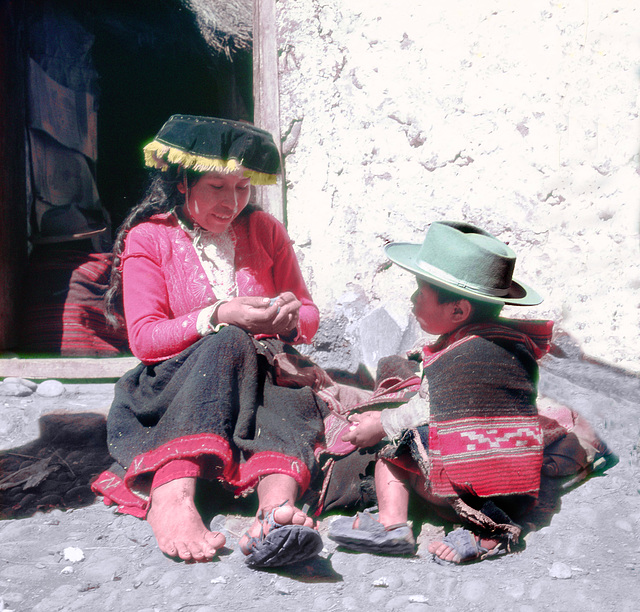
[143,115,281,185]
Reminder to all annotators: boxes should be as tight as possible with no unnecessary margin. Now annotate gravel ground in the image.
[1,342,639,612]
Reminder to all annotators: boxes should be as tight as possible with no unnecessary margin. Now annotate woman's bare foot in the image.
[428,532,500,564]
[239,503,314,555]
[147,477,226,562]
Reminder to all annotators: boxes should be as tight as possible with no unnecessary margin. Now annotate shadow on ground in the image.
[0,412,113,519]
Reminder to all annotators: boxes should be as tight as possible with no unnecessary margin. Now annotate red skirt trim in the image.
[91,433,311,517]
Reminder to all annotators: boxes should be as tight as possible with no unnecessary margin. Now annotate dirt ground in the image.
[1,338,639,612]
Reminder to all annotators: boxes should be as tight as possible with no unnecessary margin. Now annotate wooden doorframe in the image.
[252,0,285,223]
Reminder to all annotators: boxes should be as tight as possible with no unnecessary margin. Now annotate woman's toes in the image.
[204,531,226,553]
[176,544,192,561]
[294,512,314,527]
[272,504,296,526]
[163,543,178,557]
[271,505,314,529]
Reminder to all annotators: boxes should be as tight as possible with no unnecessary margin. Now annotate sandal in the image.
[432,527,506,565]
[240,502,323,568]
[327,509,416,555]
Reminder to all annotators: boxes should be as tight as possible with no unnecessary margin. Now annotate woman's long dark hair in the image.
[104,168,190,328]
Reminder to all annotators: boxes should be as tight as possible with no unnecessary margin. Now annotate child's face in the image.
[411,280,461,335]
[180,170,251,234]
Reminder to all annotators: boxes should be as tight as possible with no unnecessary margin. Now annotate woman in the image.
[92,115,326,567]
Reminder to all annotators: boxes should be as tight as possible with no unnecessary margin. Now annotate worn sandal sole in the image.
[245,524,323,568]
[328,515,416,555]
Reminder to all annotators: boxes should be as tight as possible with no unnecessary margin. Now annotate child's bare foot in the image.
[147,478,226,562]
[428,528,501,564]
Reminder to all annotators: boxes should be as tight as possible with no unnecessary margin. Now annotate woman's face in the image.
[179,170,251,233]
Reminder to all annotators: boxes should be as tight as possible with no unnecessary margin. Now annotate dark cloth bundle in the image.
[92,326,327,517]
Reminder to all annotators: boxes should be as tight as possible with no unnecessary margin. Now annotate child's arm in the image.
[342,393,431,448]
[379,393,430,441]
[341,411,385,447]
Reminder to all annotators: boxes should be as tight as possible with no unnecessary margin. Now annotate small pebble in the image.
[549,562,572,579]
[0,381,33,397]
[3,377,38,391]
[62,547,84,563]
[36,380,66,397]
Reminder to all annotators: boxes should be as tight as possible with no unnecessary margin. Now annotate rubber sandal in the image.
[431,527,507,565]
[240,503,323,568]
[327,509,416,555]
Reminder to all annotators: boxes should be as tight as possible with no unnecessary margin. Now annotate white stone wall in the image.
[276,0,640,374]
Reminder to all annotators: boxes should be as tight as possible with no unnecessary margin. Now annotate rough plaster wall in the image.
[277,0,640,375]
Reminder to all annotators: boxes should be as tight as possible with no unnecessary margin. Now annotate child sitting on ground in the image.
[329,220,553,564]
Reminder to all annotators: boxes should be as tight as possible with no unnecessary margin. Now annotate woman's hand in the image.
[217,293,300,337]
[341,411,386,448]
[269,291,301,337]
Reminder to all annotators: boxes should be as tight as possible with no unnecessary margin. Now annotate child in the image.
[328,220,553,564]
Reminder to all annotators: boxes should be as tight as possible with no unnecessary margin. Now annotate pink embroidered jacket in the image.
[121,210,319,364]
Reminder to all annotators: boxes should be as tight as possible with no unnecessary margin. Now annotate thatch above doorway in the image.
[186,0,252,58]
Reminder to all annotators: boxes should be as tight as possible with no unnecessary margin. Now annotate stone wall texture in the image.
[276,0,639,374]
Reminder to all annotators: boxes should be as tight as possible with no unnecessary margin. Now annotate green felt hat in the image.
[385,221,543,306]
[143,115,280,185]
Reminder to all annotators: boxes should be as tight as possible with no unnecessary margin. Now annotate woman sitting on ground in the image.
[92,115,325,568]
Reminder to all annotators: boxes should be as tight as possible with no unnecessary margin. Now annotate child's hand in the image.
[341,411,385,448]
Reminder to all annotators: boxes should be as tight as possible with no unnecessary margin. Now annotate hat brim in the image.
[385,243,543,306]
[143,140,278,186]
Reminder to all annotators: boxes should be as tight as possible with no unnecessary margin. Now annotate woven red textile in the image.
[19,249,129,356]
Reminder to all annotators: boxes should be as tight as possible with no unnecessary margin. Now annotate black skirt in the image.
[93,326,327,516]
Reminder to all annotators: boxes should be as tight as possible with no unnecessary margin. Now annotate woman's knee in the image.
[200,325,254,357]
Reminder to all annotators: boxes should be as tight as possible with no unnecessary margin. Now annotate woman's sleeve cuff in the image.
[196,301,229,336]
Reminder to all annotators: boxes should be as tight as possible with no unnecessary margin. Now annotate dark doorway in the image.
[90,0,253,231]
[23,0,253,243]
[10,0,253,356]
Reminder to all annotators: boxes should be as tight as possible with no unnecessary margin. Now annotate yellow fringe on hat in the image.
[143,141,277,186]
